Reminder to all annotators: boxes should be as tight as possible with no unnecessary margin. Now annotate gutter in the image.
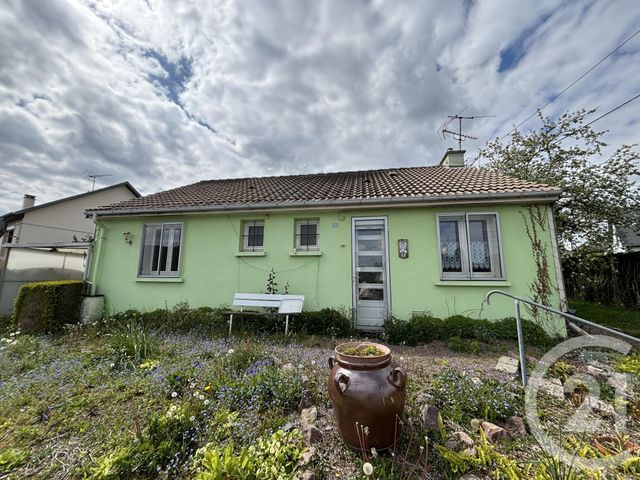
[88,214,106,296]
[85,190,561,218]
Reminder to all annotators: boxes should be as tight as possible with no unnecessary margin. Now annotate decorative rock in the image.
[300,407,318,426]
[282,421,296,432]
[480,421,509,443]
[495,356,519,375]
[470,418,483,432]
[421,404,441,429]
[445,431,476,455]
[298,446,316,466]
[304,425,323,445]
[505,416,526,439]
[298,389,313,410]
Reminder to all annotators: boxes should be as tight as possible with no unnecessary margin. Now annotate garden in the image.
[1,303,640,480]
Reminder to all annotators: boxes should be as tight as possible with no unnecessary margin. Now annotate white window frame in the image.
[294,219,319,251]
[436,212,505,281]
[242,220,265,252]
[138,222,184,277]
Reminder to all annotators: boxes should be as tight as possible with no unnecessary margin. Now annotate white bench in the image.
[228,293,305,336]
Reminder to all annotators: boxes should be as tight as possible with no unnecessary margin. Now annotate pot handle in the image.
[334,372,350,395]
[328,357,335,369]
[388,366,407,390]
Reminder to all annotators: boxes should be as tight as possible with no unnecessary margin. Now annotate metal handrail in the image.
[484,290,640,386]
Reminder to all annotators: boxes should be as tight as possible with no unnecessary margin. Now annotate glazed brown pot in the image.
[327,342,407,450]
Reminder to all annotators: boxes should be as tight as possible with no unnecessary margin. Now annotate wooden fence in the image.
[563,251,640,307]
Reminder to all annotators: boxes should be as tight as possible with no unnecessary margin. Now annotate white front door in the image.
[352,217,390,330]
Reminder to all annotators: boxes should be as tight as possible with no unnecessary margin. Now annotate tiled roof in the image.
[87,166,559,215]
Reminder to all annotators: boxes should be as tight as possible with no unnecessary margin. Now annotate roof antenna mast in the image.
[86,173,113,191]
[441,113,495,150]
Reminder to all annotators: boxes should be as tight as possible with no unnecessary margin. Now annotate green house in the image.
[85,150,567,336]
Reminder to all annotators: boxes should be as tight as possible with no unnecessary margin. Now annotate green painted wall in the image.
[90,203,566,336]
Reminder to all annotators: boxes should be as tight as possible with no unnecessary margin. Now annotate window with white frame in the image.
[139,223,183,277]
[242,220,264,251]
[438,213,503,280]
[295,219,319,250]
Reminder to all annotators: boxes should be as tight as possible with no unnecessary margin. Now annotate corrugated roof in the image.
[87,166,559,215]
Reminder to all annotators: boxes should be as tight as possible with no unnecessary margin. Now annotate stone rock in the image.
[460,475,482,480]
[282,363,294,371]
[470,418,483,432]
[445,431,476,455]
[304,425,323,445]
[421,404,441,429]
[480,421,509,443]
[505,416,526,439]
[300,407,318,426]
[495,356,519,375]
[299,472,316,480]
[298,389,313,410]
[282,421,296,432]
[298,446,316,466]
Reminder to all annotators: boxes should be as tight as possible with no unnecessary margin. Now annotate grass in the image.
[0,323,638,479]
[569,299,640,337]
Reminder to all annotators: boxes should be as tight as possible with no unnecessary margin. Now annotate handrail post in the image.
[514,300,528,387]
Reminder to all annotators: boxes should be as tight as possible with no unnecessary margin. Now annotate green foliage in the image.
[384,314,556,348]
[108,303,228,334]
[547,361,575,383]
[478,108,640,255]
[614,354,640,378]
[109,318,157,367]
[0,313,11,335]
[12,280,84,333]
[570,299,640,337]
[447,336,481,354]
[428,368,523,423]
[222,339,267,373]
[195,428,305,480]
[0,448,29,473]
[297,308,353,337]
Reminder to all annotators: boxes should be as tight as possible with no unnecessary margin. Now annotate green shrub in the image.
[614,354,640,378]
[0,448,29,474]
[0,314,11,335]
[109,318,157,367]
[195,428,305,480]
[12,280,84,333]
[384,313,556,348]
[448,336,481,354]
[297,308,353,336]
[109,303,228,333]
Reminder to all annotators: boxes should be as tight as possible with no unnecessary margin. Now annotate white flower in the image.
[362,462,373,476]
[227,348,235,355]
[204,399,210,406]
[311,360,316,366]
[370,447,378,458]
[189,416,195,422]
[399,356,405,362]
[171,391,178,398]
[297,363,303,369]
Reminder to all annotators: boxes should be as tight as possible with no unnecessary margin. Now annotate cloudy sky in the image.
[1,0,639,214]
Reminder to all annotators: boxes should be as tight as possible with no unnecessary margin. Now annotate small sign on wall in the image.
[398,239,409,259]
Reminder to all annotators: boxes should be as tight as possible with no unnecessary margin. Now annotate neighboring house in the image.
[0,182,140,314]
[0,182,140,248]
[85,150,567,336]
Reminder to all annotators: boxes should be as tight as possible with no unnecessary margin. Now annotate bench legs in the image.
[285,314,289,336]
[228,313,233,337]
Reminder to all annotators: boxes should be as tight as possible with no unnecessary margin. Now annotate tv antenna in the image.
[441,113,495,150]
[86,173,112,191]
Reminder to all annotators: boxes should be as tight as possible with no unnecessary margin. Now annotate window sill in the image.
[435,280,511,287]
[235,251,266,257]
[289,250,322,256]
[136,277,184,283]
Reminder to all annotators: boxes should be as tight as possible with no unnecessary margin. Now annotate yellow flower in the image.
[204,385,212,392]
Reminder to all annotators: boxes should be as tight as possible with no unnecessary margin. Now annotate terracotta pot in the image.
[327,342,407,450]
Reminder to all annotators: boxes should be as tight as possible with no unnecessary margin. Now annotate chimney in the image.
[22,194,36,209]
[439,148,465,168]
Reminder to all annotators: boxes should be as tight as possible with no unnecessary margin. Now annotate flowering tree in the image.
[477,109,640,257]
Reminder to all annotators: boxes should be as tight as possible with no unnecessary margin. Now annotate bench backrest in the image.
[232,293,304,314]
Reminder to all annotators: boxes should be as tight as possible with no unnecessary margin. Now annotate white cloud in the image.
[0,0,638,214]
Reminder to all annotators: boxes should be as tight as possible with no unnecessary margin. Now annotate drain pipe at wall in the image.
[88,214,106,296]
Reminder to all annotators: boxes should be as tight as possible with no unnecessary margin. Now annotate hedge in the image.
[383,314,558,348]
[106,303,353,337]
[13,280,85,334]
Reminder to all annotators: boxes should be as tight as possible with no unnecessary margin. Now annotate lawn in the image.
[1,315,639,479]
[570,299,640,338]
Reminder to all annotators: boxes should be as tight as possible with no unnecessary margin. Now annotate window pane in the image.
[170,226,182,272]
[358,287,384,300]
[299,223,317,246]
[140,225,162,275]
[439,220,462,272]
[469,220,490,272]
[247,224,264,247]
[358,272,383,284]
[358,254,383,268]
[468,215,501,277]
[357,238,382,251]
